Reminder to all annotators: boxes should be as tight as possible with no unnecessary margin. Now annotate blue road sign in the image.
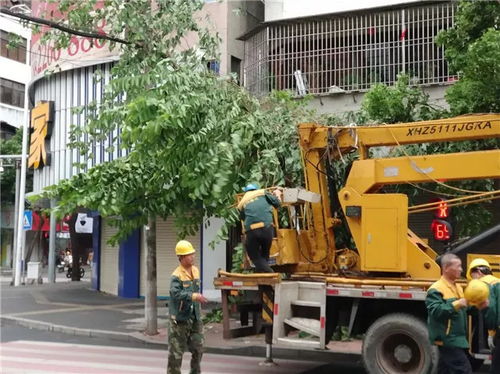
[23,210,32,230]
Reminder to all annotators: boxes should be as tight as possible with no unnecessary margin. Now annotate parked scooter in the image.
[57,263,66,273]
[66,265,85,278]
[56,252,66,273]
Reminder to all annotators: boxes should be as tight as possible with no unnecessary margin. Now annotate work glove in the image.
[488,335,495,350]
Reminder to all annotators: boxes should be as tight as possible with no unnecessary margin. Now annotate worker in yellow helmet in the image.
[467,258,498,284]
[426,253,489,374]
[467,258,500,374]
[167,240,207,374]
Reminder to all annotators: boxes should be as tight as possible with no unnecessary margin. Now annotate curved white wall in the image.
[31,63,123,193]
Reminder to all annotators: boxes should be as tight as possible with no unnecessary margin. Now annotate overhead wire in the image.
[387,127,491,195]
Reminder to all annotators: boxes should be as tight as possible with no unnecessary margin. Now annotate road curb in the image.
[1,315,362,364]
[1,315,133,342]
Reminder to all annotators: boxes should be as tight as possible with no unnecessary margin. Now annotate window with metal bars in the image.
[0,31,27,64]
[243,3,457,96]
[0,78,25,108]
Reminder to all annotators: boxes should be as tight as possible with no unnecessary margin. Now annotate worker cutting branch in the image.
[237,183,282,273]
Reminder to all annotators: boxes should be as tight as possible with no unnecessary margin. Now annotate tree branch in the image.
[0,8,130,45]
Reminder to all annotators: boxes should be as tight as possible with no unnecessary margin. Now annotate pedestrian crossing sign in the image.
[23,210,32,230]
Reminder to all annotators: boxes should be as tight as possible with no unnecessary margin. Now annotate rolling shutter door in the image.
[100,218,119,295]
[140,218,200,297]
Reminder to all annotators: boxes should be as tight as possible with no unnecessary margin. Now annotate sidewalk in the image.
[0,270,362,364]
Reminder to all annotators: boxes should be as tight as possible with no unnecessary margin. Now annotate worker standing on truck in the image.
[426,253,473,374]
[237,183,282,273]
[167,240,207,374]
[467,258,500,374]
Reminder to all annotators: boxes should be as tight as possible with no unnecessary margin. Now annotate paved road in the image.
[0,325,365,374]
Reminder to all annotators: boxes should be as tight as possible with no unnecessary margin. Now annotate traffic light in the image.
[430,198,453,241]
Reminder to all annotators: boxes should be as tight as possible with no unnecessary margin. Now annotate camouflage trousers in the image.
[167,318,204,374]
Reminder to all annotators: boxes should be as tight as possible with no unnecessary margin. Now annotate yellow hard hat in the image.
[466,258,491,280]
[464,279,489,307]
[175,240,195,256]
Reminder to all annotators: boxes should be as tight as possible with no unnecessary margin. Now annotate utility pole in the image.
[48,199,57,283]
[12,160,20,269]
[13,74,30,287]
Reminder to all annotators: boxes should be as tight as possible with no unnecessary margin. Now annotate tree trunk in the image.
[144,215,158,335]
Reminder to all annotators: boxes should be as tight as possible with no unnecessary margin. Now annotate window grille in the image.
[0,31,27,64]
[0,78,25,108]
[243,2,456,96]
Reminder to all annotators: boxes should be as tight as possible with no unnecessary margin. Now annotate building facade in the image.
[0,6,31,267]
[0,9,31,133]
[243,0,455,115]
[27,1,263,299]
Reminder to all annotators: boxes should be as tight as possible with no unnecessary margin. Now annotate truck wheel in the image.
[362,313,437,374]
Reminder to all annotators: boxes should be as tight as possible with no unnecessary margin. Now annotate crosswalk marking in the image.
[0,340,320,374]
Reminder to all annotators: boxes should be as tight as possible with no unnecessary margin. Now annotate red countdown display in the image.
[431,219,452,241]
[430,198,452,241]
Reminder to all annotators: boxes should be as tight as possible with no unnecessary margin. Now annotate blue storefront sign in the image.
[23,210,32,230]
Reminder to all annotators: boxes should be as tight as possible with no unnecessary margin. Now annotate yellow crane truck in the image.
[214,114,500,373]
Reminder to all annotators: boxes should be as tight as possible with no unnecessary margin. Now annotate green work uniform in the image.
[483,276,500,331]
[237,189,281,232]
[426,277,468,348]
[483,277,500,374]
[167,265,204,374]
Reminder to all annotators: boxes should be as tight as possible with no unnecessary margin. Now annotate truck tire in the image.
[362,313,438,374]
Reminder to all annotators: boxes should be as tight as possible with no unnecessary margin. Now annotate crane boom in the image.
[299,113,500,159]
[296,114,500,278]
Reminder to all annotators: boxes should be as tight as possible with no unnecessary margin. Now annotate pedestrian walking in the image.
[467,258,500,374]
[426,253,488,374]
[167,240,207,374]
[237,183,282,273]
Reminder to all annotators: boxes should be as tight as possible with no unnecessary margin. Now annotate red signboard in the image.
[31,212,70,232]
[30,0,118,78]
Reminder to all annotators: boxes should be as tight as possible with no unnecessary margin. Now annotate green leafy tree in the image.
[0,129,33,205]
[30,0,309,240]
[22,0,310,333]
[435,0,500,235]
[436,0,500,114]
[0,131,22,205]
[362,74,445,124]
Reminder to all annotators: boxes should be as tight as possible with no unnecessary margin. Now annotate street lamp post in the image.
[13,124,29,286]
[13,160,20,269]
[13,68,30,287]
[48,199,57,283]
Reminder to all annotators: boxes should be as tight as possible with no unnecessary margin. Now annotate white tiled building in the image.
[0,6,31,135]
